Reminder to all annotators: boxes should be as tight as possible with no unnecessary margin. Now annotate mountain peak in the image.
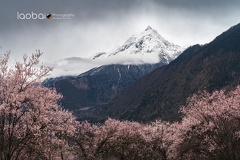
[145,25,153,31]
[91,26,183,64]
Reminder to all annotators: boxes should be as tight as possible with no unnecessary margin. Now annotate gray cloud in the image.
[1,0,240,76]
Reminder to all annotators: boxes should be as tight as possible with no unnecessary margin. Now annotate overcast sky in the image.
[1,0,240,76]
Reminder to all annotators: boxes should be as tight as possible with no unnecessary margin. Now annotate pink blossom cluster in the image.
[0,52,76,159]
[168,86,240,159]
[71,118,170,160]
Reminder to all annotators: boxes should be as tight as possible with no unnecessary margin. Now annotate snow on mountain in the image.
[50,26,184,77]
[91,26,184,64]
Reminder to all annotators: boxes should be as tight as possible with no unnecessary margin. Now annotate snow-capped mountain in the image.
[50,26,184,77]
[44,26,185,118]
[91,26,183,64]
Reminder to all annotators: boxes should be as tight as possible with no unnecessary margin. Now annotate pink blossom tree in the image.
[0,51,76,160]
[72,118,171,160]
[169,87,240,160]
[98,119,147,159]
[72,118,146,159]
[143,120,171,160]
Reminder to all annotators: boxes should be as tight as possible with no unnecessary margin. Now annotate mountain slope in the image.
[45,64,162,111]
[44,26,183,112]
[99,23,240,122]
